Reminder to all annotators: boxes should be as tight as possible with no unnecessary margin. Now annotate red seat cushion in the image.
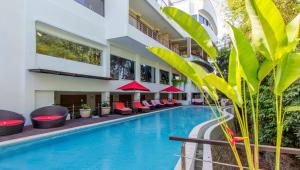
[0,120,23,126]
[33,115,63,121]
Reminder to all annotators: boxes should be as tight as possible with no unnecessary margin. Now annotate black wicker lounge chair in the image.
[31,106,68,129]
[0,110,25,136]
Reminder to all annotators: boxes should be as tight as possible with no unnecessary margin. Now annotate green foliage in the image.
[228,23,259,93]
[101,102,110,107]
[216,47,230,80]
[36,31,101,65]
[81,104,91,109]
[275,52,300,94]
[258,77,300,148]
[148,2,300,169]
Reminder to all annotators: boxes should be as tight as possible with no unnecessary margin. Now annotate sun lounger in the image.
[151,100,164,108]
[114,102,132,115]
[162,99,174,107]
[133,101,150,113]
[172,99,182,106]
[142,100,155,110]
[192,98,204,105]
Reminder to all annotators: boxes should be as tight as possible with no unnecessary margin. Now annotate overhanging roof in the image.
[29,69,112,80]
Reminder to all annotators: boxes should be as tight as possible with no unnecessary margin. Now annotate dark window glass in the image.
[181,93,187,100]
[172,73,180,80]
[173,93,187,100]
[110,55,135,80]
[141,65,156,83]
[75,0,105,16]
[160,70,169,85]
[36,31,102,65]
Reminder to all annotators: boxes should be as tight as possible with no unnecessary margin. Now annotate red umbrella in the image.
[160,86,182,93]
[117,81,150,91]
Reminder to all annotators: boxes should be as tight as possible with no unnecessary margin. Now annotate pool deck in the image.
[0,107,182,143]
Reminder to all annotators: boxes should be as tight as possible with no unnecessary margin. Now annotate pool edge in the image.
[0,106,196,147]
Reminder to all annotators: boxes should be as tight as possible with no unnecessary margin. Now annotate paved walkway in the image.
[0,113,146,142]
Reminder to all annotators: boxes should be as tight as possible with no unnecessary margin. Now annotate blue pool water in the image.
[0,107,212,170]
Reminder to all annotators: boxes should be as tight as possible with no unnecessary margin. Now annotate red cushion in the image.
[115,102,125,110]
[33,115,62,121]
[0,120,23,126]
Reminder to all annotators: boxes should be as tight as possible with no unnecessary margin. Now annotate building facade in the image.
[0,0,219,124]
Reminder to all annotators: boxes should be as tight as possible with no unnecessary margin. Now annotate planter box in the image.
[101,107,111,116]
[80,109,91,118]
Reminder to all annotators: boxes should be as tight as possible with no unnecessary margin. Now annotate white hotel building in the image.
[0,0,220,124]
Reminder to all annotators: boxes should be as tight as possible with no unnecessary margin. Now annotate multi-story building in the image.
[0,0,219,124]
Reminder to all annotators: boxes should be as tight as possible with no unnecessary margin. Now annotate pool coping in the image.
[202,107,234,170]
[0,106,195,147]
[174,106,233,170]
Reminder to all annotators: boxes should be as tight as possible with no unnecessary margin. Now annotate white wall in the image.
[0,0,27,114]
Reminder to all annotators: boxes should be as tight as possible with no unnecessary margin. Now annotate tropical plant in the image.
[147,1,300,169]
[101,102,110,107]
[81,104,91,110]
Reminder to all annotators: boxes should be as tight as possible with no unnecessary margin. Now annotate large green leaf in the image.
[286,13,300,44]
[285,106,300,112]
[188,62,219,100]
[245,0,287,61]
[258,59,275,82]
[162,7,217,61]
[228,24,259,93]
[275,52,300,95]
[204,73,242,106]
[188,62,208,78]
[228,47,242,99]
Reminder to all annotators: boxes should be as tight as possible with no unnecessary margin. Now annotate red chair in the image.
[172,99,182,106]
[162,99,174,107]
[133,101,150,113]
[114,102,132,115]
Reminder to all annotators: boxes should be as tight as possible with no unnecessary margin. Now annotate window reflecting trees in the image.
[36,31,102,65]
[110,55,135,80]
[141,64,156,83]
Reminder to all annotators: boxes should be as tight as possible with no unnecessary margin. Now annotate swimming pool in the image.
[0,106,212,170]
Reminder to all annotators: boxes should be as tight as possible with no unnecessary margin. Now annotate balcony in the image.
[129,11,179,54]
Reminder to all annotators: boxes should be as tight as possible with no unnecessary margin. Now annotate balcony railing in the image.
[129,12,179,54]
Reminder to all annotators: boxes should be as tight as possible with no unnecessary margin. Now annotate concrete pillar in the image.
[186,79,193,104]
[134,92,141,101]
[101,92,110,103]
[187,37,192,58]
[135,54,141,82]
[168,93,172,100]
[154,93,160,100]
[105,43,111,77]
[155,63,160,84]
[169,68,172,85]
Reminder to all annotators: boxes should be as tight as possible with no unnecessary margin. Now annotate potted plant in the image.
[80,104,91,118]
[101,102,111,116]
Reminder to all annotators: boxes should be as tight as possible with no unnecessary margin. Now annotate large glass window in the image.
[141,64,156,83]
[110,55,135,80]
[75,0,105,17]
[36,31,102,65]
[160,70,170,85]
